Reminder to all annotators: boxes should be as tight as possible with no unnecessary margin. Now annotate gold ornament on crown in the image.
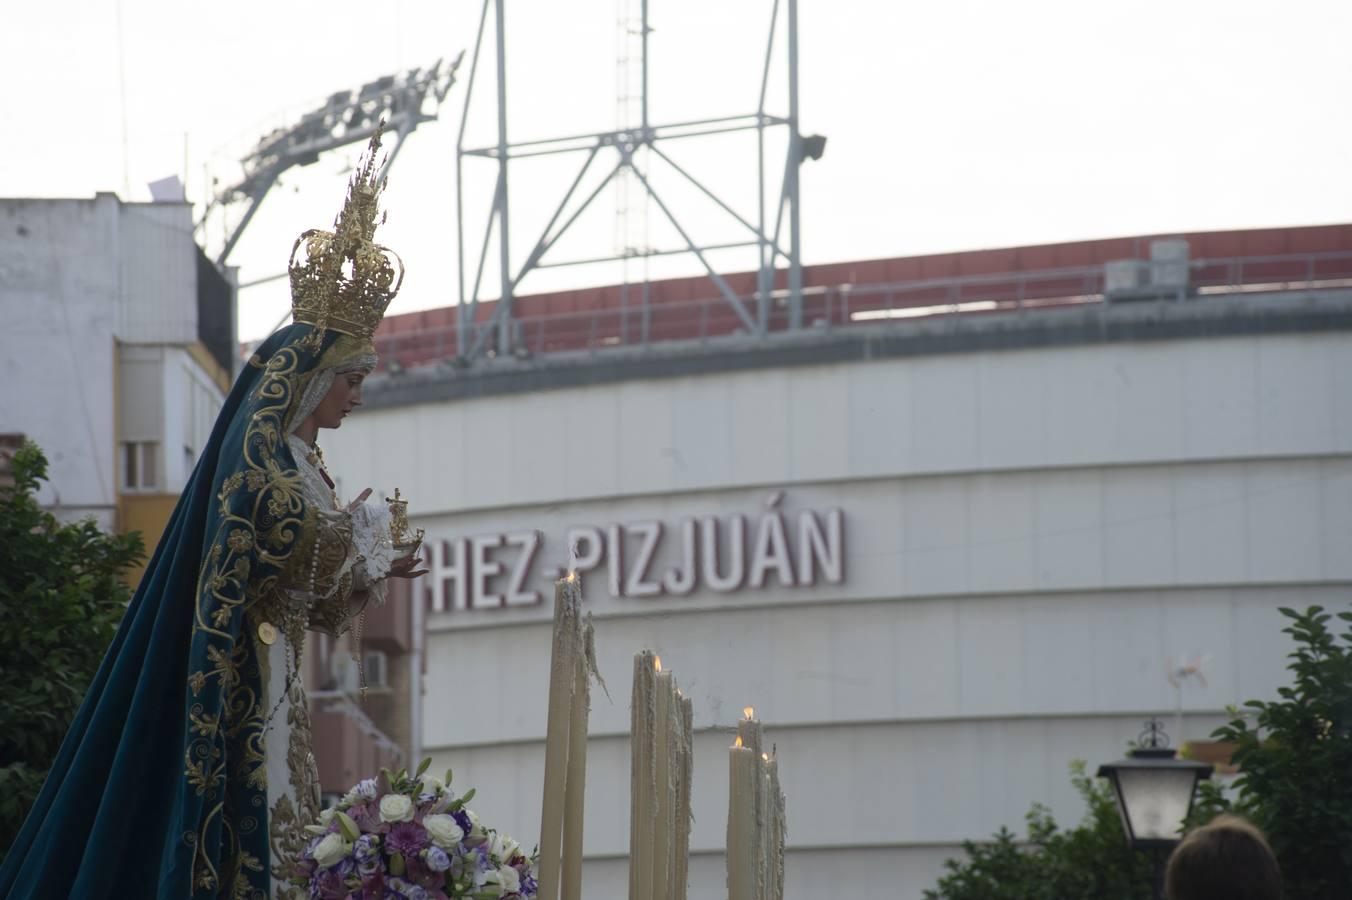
[289,122,405,348]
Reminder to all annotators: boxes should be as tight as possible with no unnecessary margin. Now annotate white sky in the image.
[3,0,1350,342]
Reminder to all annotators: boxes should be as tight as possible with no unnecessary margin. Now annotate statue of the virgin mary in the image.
[0,127,423,899]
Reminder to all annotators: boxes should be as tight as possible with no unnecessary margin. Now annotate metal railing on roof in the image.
[372,250,1352,371]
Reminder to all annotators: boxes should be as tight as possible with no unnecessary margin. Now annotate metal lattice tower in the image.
[615,0,653,341]
[455,0,823,360]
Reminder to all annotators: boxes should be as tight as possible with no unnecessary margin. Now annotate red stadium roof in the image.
[373,224,1352,369]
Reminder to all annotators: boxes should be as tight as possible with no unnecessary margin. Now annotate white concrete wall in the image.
[0,196,122,526]
[0,195,216,524]
[323,329,1352,899]
[116,201,197,345]
[330,333,1352,512]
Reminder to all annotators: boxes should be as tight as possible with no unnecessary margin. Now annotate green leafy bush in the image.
[932,604,1352,899]
[924,761,1151,900]
[0,442,144,858]
[1188,606,1352,900]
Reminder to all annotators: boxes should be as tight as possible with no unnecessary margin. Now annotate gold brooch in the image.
[257,621,278,646]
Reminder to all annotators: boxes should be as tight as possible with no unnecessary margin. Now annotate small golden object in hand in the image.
[257,621,278,645]
[386,488,424,556]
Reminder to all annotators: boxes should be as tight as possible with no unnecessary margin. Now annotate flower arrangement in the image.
[289,758,538,900]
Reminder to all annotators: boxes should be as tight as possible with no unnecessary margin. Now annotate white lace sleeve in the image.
[350,500,395,607]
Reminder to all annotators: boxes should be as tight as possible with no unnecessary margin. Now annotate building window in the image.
[363,649,389,690]
[121,441,159,492]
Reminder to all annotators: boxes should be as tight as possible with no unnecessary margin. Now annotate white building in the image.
[324,228,1352,898]
[0,193,234,581]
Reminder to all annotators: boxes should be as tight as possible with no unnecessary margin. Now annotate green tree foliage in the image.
[1188,606,1352,900]
[0,442,144,858]
[924,761,1152,900]
[931,604,1352,899]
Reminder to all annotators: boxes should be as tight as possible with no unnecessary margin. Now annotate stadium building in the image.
[324,223,1352,899]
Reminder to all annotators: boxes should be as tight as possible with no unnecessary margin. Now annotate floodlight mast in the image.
[203,54,464,267]
[455,0,816,360]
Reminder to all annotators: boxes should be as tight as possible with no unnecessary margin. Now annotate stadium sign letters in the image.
[422,495,845,612]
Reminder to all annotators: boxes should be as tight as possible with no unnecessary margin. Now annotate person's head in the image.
[1166,814,1282,900]
[309,364,369,430]
[284,331,378,440]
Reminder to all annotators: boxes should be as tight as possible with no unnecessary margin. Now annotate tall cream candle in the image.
[538,576,582,900]
[737,709,766,898]
[737,707,764,758]
[726,735,757,900]
[766,751,785,900]
[652,665,674,900]
[560,622,592,900]
[628,651,657,900]
[672,693,694,900]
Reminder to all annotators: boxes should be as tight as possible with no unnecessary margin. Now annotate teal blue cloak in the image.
[0,323,350,899]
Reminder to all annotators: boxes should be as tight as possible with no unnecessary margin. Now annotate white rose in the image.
[499,865,520,893]
[489,832,520,862]
[379,793,416,823]
[423,814,465,848]
[312,832,351,869]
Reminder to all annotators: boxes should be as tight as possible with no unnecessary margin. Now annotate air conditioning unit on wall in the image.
[329,651,390,695]
[1105,238,1192,302]
[1105,260,1149,295]
[331,656,361,695]
[1150,238,1190,290]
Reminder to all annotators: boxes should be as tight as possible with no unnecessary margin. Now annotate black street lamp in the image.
[1097,720,1213,900]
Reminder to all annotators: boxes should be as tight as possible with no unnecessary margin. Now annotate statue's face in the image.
[315,369,367,429]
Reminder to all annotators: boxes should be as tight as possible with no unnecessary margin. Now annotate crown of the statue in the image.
[289,124,404,344]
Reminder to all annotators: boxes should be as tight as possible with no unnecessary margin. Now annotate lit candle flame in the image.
[743,706,754,719]
[762,753,770,761]
[734,735,743,748]
[565,570,577,583]
[654,656,662,673]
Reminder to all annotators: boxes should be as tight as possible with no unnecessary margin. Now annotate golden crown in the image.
[289,123,404,345]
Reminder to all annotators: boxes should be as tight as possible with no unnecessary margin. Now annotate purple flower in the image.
[387,821,430,856]
[359,872,385,899]
[351,802,385,834]
[353,833,383,876]
[423,846,451,873]
[451,810,472,834]
[310,868,347,900]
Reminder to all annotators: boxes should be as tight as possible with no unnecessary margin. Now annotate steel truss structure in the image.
[202,55,463,267]
[456,0,823,359]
